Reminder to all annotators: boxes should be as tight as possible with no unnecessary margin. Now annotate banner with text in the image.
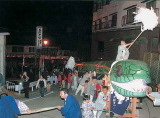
[36,26,43,49]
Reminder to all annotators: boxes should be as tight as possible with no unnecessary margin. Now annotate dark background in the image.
[0,1,93,60]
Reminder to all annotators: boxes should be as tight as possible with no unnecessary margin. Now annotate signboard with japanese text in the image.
[36,26,43,49]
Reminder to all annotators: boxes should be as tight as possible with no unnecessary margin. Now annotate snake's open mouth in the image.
[112,79,147,93]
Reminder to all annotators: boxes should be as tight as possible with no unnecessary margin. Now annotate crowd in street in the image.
[34,69,111,118]
[53,70,111,118]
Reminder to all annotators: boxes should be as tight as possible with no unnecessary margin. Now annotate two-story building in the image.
[92,0,160,86]
[92,0,160,61]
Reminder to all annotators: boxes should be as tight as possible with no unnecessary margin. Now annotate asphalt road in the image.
[17,87,160,118]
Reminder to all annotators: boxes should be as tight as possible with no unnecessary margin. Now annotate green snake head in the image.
[110,60,151,97]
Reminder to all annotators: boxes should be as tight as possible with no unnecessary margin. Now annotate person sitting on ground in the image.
[57,88,82,118]
[81,95,95,118]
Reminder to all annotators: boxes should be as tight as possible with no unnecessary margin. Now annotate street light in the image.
[43,40,48,46]
[43,39,49,47]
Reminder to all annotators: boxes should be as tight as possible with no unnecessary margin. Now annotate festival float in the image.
[0,7,158,117]
[77,7,158,117]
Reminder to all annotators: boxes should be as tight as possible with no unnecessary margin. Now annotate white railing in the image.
[5,81,15,92]
[6,81,38,94]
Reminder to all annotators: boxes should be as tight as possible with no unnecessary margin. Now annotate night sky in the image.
[0,1,93,54]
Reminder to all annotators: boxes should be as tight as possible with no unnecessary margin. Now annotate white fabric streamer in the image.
[65,56,75,70]
[134,7,158,31]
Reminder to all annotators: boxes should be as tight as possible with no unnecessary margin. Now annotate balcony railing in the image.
[121,8,159,27]
[92,20,112,31]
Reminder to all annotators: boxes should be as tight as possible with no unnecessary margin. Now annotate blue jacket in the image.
[0,96,20,118]
[61,94,82,118]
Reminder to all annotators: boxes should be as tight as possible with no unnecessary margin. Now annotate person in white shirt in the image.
[36,75,47,97]
[51,73,58,85]
[75,71,91,96]
[93,86,110,118]
[109,40,133,74]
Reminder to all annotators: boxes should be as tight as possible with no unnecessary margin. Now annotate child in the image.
[46,81,52,93]
[36,75,47,97]
[81,95,95,118]
[94,83,102,101]
[83,80,89,95]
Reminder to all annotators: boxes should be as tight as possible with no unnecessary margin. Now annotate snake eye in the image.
[116,65,122,77]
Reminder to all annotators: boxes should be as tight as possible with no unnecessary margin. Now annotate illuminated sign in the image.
[36,26,43,49]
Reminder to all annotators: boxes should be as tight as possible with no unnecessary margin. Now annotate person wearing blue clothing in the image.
[57,88,82,118]
[0,96,20,118]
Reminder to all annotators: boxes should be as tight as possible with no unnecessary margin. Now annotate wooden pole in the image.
[21,107,57,115]
[128,31,144,50]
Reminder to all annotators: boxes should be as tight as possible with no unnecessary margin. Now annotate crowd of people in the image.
[54,70,111,118]
[19,69,111,117]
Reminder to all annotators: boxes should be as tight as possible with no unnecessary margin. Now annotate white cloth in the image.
[150,92,160,106]
[16,100,29,113]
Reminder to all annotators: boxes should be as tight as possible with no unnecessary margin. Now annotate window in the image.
[146,0,156,9]
[151,38,158,51]
[93,3,98,12]
[98,41,104,52]
[29,47,35,52]
[99,19,102,29]
[102,0,111,6]
[98,1,103,9]
[111,14,117,27]
[12,46,17,52]
[12,46,24,52]
[127,7,136,24]
[95,20,100,30]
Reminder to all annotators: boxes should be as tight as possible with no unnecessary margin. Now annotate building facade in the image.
[5,45,77,79]
[92,0,160,61]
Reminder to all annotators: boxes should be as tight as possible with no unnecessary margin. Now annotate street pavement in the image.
[17,87,160,118]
